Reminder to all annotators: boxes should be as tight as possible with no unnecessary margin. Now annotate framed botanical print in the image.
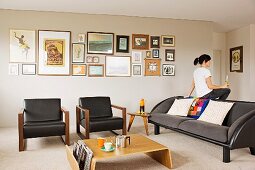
[132,34,149,50]
[165,49,175,61]
[87,32,114,55]
[38,30,71,75]
[105,56,131,77]
[88,64,104,77]
[10,29,35,63]
[116,35,129,53]
[161,35,175,47]
[152,49,159,58]
[150,36,160,48]
[162,64,175,76]
[230,46,243,72]
[72,64,86,76]
[22,64,36,75]
[72,43,85,63]
[144,59,161,76]
[132,51,142,63]
[132,64,142,76]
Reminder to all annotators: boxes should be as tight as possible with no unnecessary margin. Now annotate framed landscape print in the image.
[105,56,131,77]
[72,64,86,76]
[38,30,71,75]
[8,63,19,75]
[150,36,160,48]
[132,34,149,50]
[10,29,35,63]
[161,35,175,47]
[162,64,175,76]
[230,46,243,72]
[152,49,159,58]
[132,64,142,76]
[72,43,85,63]
[22,64,36,75]
[87,32,114,55]
[144,59,161,76]
[165,49,175,61]
[88,64,104,77]
[132,51,142,63]
[116,35,129,53]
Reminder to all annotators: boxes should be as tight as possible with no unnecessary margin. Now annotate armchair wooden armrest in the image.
[76,105,90,139]
[111,104,127,135]
[18,108,24,151]
[61,107,70,145]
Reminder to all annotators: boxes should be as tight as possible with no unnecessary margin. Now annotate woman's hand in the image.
[221,82,229,88]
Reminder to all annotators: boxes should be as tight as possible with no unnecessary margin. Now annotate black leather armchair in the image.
[18,98,70,151]
[76,97,127,139]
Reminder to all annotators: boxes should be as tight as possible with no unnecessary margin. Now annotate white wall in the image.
[0,9,213,127]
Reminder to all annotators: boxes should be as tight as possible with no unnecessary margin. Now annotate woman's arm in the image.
[188,79,195,96]
[206,76,228,89]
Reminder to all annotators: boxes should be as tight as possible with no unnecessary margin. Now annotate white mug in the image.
[104,142,112,151]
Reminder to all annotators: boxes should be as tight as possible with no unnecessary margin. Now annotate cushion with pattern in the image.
[188,98,209,119]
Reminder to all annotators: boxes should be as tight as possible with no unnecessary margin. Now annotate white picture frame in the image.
[132,51,142,63]
[105,56,131,77]
[162,64,175,76]
[22,64,36,75]
[9,63,19,75]
[132,64,142,76]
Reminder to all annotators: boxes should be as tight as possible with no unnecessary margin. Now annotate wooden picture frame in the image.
[105,56,131,77]
[165,49,175,61]
[116,35,129,53]
[38,30,71,75]
[88,64,104,77]
[230,46,243,72]
[162,64,175,76]
[144,59,161,76]
[161,35,175,47]
[150,36,160,48]
[72,64,86,76]
[87,32,114,55]
[22,64,36,75]
[72,43,85,63]
[132,34,149,50]
[146,51,151,58]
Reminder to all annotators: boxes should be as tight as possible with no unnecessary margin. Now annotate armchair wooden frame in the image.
[18,107,70,152]
[76,104,127,139]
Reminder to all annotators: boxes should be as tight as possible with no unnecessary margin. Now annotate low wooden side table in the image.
[127,112,150,135]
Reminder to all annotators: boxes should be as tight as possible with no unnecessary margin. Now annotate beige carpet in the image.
[0,125,255,170]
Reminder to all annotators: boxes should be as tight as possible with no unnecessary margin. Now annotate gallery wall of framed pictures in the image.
[9,28,177,77]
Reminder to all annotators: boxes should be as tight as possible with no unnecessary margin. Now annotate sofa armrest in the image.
[112,104,127,135]
[228,109,255,149]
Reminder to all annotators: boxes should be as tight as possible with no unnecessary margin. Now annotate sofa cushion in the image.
[149,113,193,129]
[167,99,194,116]
[188,98,209,119]
[178,120,229,143]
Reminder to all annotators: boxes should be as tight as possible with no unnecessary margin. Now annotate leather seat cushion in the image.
[24,120,65,138]
[80,116,123,132]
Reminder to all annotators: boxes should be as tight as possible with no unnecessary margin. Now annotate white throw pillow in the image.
[198,100,234,125]
[167,99,194,116]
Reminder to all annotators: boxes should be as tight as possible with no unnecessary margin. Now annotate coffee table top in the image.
[83,134,168,160]
[127,112,150,117]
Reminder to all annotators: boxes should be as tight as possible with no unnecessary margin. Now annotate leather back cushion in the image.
[222,100,255,126]
[24,98,62,122]
[79,97,113,119]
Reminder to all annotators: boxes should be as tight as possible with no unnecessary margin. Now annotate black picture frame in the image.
[152,49,159,58]
[230,46,243,72]
[150,36,160,48]
[116,35,129,53]
[162,64,175,76]
[165,49,175,61]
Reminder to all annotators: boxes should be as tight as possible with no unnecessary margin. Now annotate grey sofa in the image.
[148,96,255,163]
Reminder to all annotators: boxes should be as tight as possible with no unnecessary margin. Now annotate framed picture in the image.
[152,49,159,58]
[88,64,104,77]
[78,33,85,43]
[87,32,114,55]
[8,63,19,75]
[144,59,161,76]
[132,34,149,50]
[10,29,35,63]
[116,35,129,53]
[132,51,142,63]
[162,64,175,76]
[72,64,86,76]
[150,36,160,48]
[165,49,175,61]
[86,56,93,63]
[146,51,151,58]
[161,35,175,47]
[38,30,71,75]
[72,43,85,63]
[132,64,142,76]
[105,56,131,77]
[93,56,99,63]
[22,64,36,75]
[230,46,243,72]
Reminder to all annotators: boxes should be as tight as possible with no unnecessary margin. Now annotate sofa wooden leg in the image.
[250,147,255,155]
[154,125,160,135]
[223,147,230,163]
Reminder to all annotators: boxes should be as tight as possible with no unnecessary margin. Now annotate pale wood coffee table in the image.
[66,134,172,169]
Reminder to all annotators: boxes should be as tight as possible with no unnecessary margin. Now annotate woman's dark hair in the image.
[193,54,211,65]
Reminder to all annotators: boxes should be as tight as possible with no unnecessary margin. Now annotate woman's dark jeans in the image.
[202,88,231,100]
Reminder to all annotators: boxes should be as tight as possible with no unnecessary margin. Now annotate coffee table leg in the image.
[146,149,172,169]
[90,158,97,170]
[142,117,149,135]
[127,115,135,132]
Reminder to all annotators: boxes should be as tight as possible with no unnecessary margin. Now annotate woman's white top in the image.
[193,67,212,97]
